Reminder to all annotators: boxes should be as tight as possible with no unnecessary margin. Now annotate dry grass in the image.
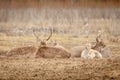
[0,33,120,55]
[0,30,120,80]
[0,54,120,80]
[0,7,120,80]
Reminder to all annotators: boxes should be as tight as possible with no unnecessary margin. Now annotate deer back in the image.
[35,46,71,58]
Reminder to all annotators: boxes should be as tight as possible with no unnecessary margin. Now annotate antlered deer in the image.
[91,33,106,52]
[33,29,71,58]
[70,33,111,58]
[70,38,104,58]
[6,29,71,58]
[92,33,111,58]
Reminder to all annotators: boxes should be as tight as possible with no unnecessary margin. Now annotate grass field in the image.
[0,32,120,55]
[0,7,120,80]
[0,55,120,80]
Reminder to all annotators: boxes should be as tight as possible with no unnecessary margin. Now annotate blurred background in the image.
[0,0,120,54]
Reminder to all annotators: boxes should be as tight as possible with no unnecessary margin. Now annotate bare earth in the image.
[0,55,120,80]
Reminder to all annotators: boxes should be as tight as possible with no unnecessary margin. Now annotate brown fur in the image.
[70,34,107,58]
[92,41,106,52]
[35,46,71,58]
[33,29,71,58]
[6,46,36,58]
[6,45,71,58]
[70,46,84,58]
[91,35,111,58]
[6,29,71,58]
[70,41,106,58]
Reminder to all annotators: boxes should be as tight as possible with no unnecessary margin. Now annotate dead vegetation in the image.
[0,5,120,80]
[0,54,120,80]
[108,35,120,43]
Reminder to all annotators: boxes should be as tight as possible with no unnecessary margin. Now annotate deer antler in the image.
[96,37,99,42]
[46,29,52,41]
[33,29,41,42]
[96,32,102,42]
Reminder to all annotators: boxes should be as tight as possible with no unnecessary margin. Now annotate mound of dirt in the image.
[0,54,120,80]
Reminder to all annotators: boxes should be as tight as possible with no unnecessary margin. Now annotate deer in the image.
[81,43,103,59]
[70,45,85,58]
[52,40,70,54]
[92,33,111,58]
[6,46,36,58]
[6,29,71,58]
[70,33,111,58]
[5,29,42,58]
[91,33,106,52]
[70,38,104,58]
[33,29,71,58]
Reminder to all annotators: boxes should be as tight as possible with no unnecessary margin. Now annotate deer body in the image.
[6,46,36,58]
[35,46,71,58]
[6,29,71,58]
[54,42,70,53]
[101,47,111,58]
[81,43,102,59]
[81,49,102,59]
[70,33,111,58]
[70,46,84,58]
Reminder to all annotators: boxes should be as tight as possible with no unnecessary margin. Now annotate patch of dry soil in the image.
[0,55,120,80]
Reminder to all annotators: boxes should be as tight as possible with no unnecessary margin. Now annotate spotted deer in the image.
[33,29,71,58]
[6,29,71,58]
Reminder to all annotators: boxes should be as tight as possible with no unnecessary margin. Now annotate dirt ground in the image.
[0,54,120,80]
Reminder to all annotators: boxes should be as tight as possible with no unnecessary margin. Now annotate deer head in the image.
[33,29,52,46]
[85,43,92,51]
[92,33,106,52]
